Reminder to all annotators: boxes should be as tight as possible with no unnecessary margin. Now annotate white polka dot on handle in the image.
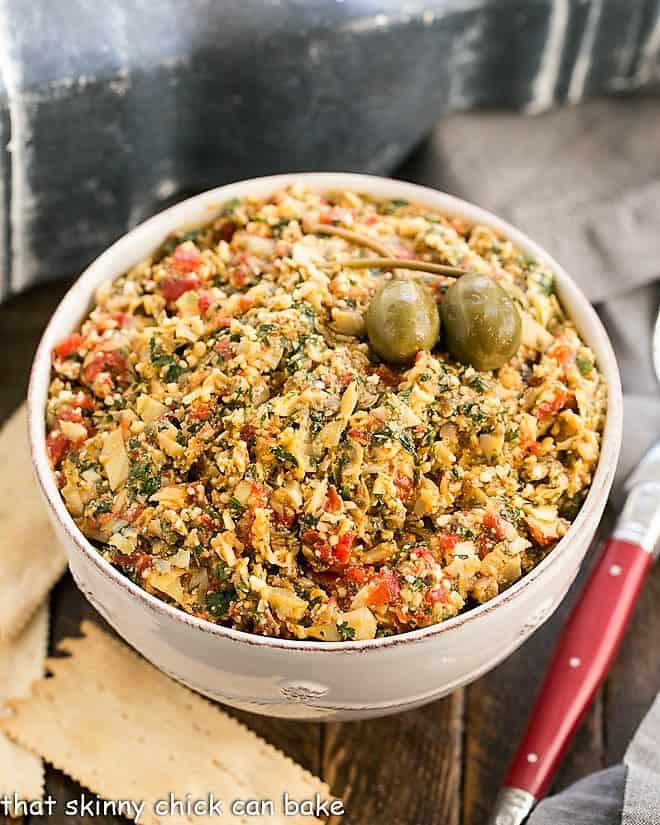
[569,657,581,668]
[527,753,539,763]
[609,564,622,577]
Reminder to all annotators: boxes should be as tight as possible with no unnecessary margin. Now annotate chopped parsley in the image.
[576,355,593,376]
[256,323,278,341]
[395,429,417,456]
[164,362,186,383]
[205,587,236,617]
[149,337,172,367]
[469,375,488,393]
[91,499,113,515]
[222,197,241,216]
[271,445,298,465]
[129,460,161,497]
[213,562,232,582]
[337,622,356,641]
[159,229,202,257]
[460,402,489,425]
[229,496,247,514]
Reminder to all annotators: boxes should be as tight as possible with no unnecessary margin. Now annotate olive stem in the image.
[301,220,392,257]
[340,257,467,278]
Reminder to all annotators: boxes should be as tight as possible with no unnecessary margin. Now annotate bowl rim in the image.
[28,171,623,653]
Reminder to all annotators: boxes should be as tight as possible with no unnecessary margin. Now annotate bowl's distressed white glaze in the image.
[28,174,622,720]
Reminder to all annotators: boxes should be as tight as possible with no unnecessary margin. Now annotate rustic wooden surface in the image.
[2,278,659,825]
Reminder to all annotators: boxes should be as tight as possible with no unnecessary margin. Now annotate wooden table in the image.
[2,270,659,825]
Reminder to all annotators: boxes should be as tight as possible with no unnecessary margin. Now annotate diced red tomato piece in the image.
[197,292,212,314]
[172,243,202,273]
[478,535,494,559]
[300,529,322,547]
[161,274,200,304]
[300,529,332,563]
[367,570,400,607]
[450,217,469,235]
[53,333,83,360]
[325,486,342,513]
[426,586,449,604]
[371,364,400,388]
[334,532,355,565]
[110,312,132,328]
[311,570,340,588]
[411,546,437,567]
[82,350,129,386]
[123,503,145,524]
[318,206,354,225]
[347,428,370,445]
[273,510,297,529]
[394,471,414,500]
[547,343,576,379]
[215,338,233,361]
[71,392,94,410]
[232,269,247,288]
[238,295,254,312]
[200,512,219,530]
[528,523,558,547]
[483,511,506,541]
[534,391,570,420]
[46,431,71,467]
[190,401,212,421]
[240,425,256,444]
[437,532,458,551]
[345,565,370,585]
[249,481,269,508]
[57,408,83,424]
[114,551,153,574]
[520,431,541,455]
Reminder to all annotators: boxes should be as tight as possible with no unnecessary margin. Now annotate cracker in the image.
[0,604,48,812]
[0,405,66,639]
[2,622,336,825]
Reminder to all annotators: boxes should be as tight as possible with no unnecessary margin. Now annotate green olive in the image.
[365,279,440,365]
[440,272,521,370]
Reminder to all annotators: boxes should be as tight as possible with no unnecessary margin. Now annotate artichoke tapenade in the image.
[46,185,606,641]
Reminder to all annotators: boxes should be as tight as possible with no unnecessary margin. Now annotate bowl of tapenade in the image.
[29,173,622,719]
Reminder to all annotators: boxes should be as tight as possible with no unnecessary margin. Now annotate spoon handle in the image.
[490,537,652,824]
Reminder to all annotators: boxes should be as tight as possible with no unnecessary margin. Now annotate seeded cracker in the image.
[1,621,336,825]
[0,405,66,639]
[0,604,48,813]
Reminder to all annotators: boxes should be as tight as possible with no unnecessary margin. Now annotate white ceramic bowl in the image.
[28,173,622,721]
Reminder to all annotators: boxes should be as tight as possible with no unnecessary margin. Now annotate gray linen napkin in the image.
[402,96,660,824]
[529,693,660,825]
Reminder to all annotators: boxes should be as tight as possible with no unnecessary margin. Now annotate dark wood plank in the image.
[0,279,71,421]
[462,542,609,825]
[604,562,660,763]
[229,711,321,778]
[322,690,464,825]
